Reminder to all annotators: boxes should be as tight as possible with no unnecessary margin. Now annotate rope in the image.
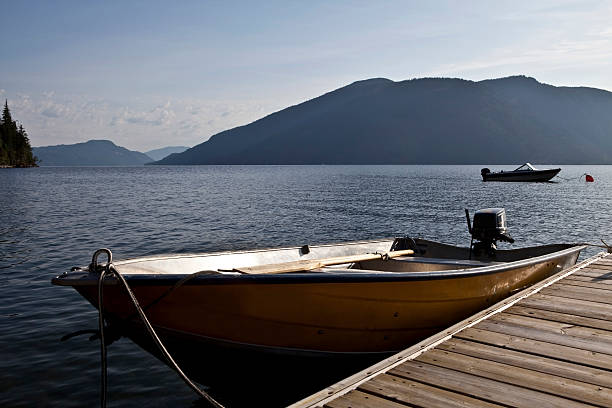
[96,259,225,408]
[578,241,612,253]
[98,268,108,408]
[555,173,589,181]
[135,270,217,317]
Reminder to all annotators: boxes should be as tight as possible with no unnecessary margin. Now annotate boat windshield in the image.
[514,163,537,171]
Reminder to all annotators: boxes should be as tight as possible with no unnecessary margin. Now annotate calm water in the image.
[1,165,610,407]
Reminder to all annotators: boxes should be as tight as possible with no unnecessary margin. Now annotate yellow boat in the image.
[51,209,586,405]
[53,222,582,356]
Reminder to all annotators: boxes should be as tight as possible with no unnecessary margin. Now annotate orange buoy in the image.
[585,174,594,182]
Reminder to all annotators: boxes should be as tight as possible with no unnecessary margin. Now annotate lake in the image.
[1,165,609,407]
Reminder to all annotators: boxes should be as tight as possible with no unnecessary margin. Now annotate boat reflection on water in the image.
[121,326,383,407]
[52,209,584,406]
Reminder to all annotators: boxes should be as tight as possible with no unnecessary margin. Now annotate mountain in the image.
[33,140,153,166]
[153,76,612,165]
[145,146,190,161]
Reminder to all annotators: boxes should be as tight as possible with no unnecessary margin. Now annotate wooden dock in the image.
[291,252,612,408]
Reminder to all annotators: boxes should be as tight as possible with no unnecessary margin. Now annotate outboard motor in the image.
[480,168,490,181]
[466,208,514,257]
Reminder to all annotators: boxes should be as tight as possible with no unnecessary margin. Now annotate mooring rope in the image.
[584,239,612,253]
[94,250,225,408]
[555,173,591,182]
[567,240,612,253]
[135,270,217,317]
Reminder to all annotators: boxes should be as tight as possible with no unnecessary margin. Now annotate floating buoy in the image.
[585,174,594,182]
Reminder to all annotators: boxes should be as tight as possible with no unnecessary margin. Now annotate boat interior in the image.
[50,208,578,283]
[109,238,576,277]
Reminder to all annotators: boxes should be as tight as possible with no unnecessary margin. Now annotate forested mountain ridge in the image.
[153,76,612,165]
[33,140,153,166]
[145,146,190,161]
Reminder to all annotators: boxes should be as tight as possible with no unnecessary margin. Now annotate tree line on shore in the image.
[0,100,37,167]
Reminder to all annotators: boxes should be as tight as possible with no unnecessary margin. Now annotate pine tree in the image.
[0,100,37,167]
[2,99,12,124]
[0,135,7,165]
[16,123,35,166]
[0,102,5,165]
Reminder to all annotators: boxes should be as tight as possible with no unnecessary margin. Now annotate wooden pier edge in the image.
[288,250,606,408]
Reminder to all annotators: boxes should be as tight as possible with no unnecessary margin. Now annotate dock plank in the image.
[572,269,612,279]
[455,327,612,370]
[324,390,411,408]
[520,293,612,321]
[476,316,612,354]
[437,337,612,388]
[505,305,612,332]
[575,264,612,270]
[415,348,612,407]
[588,262,612,270]
[581,264,612,273]
[540,285,612,305]
[549,281,612,293]
[563,268,612,285]
[558,278,612,290]
[390,360,594,408]
[568,274,612,284]
[359,374,504,408]
[488,312,612,340]
[593,266,612,272]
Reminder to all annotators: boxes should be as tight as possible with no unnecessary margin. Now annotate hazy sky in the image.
[1,0,611,151]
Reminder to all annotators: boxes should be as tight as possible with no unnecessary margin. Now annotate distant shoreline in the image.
[0,164,38,168]
[22,163,611,167]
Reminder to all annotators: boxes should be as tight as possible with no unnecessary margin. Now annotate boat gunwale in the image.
[113,238,397,266]
[491,168,560,175]
[53,244,585,286]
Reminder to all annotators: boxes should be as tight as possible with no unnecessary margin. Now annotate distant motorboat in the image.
[481,163,561,182]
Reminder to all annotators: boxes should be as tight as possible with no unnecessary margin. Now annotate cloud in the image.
[427,36,612,79]
[599,27,612,37]
[41,107,61,118]
[5,91,279,151]
[187,105,202,115]
[110,103,177,127]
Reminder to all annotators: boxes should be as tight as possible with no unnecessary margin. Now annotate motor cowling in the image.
[480,168,490,181]
[466,208,514,256]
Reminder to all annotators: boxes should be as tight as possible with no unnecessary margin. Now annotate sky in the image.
[1,0,611,152]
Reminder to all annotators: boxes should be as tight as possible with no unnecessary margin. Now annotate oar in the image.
[233,249,414,274]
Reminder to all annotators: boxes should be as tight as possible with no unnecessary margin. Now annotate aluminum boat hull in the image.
[53,239,583,355]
